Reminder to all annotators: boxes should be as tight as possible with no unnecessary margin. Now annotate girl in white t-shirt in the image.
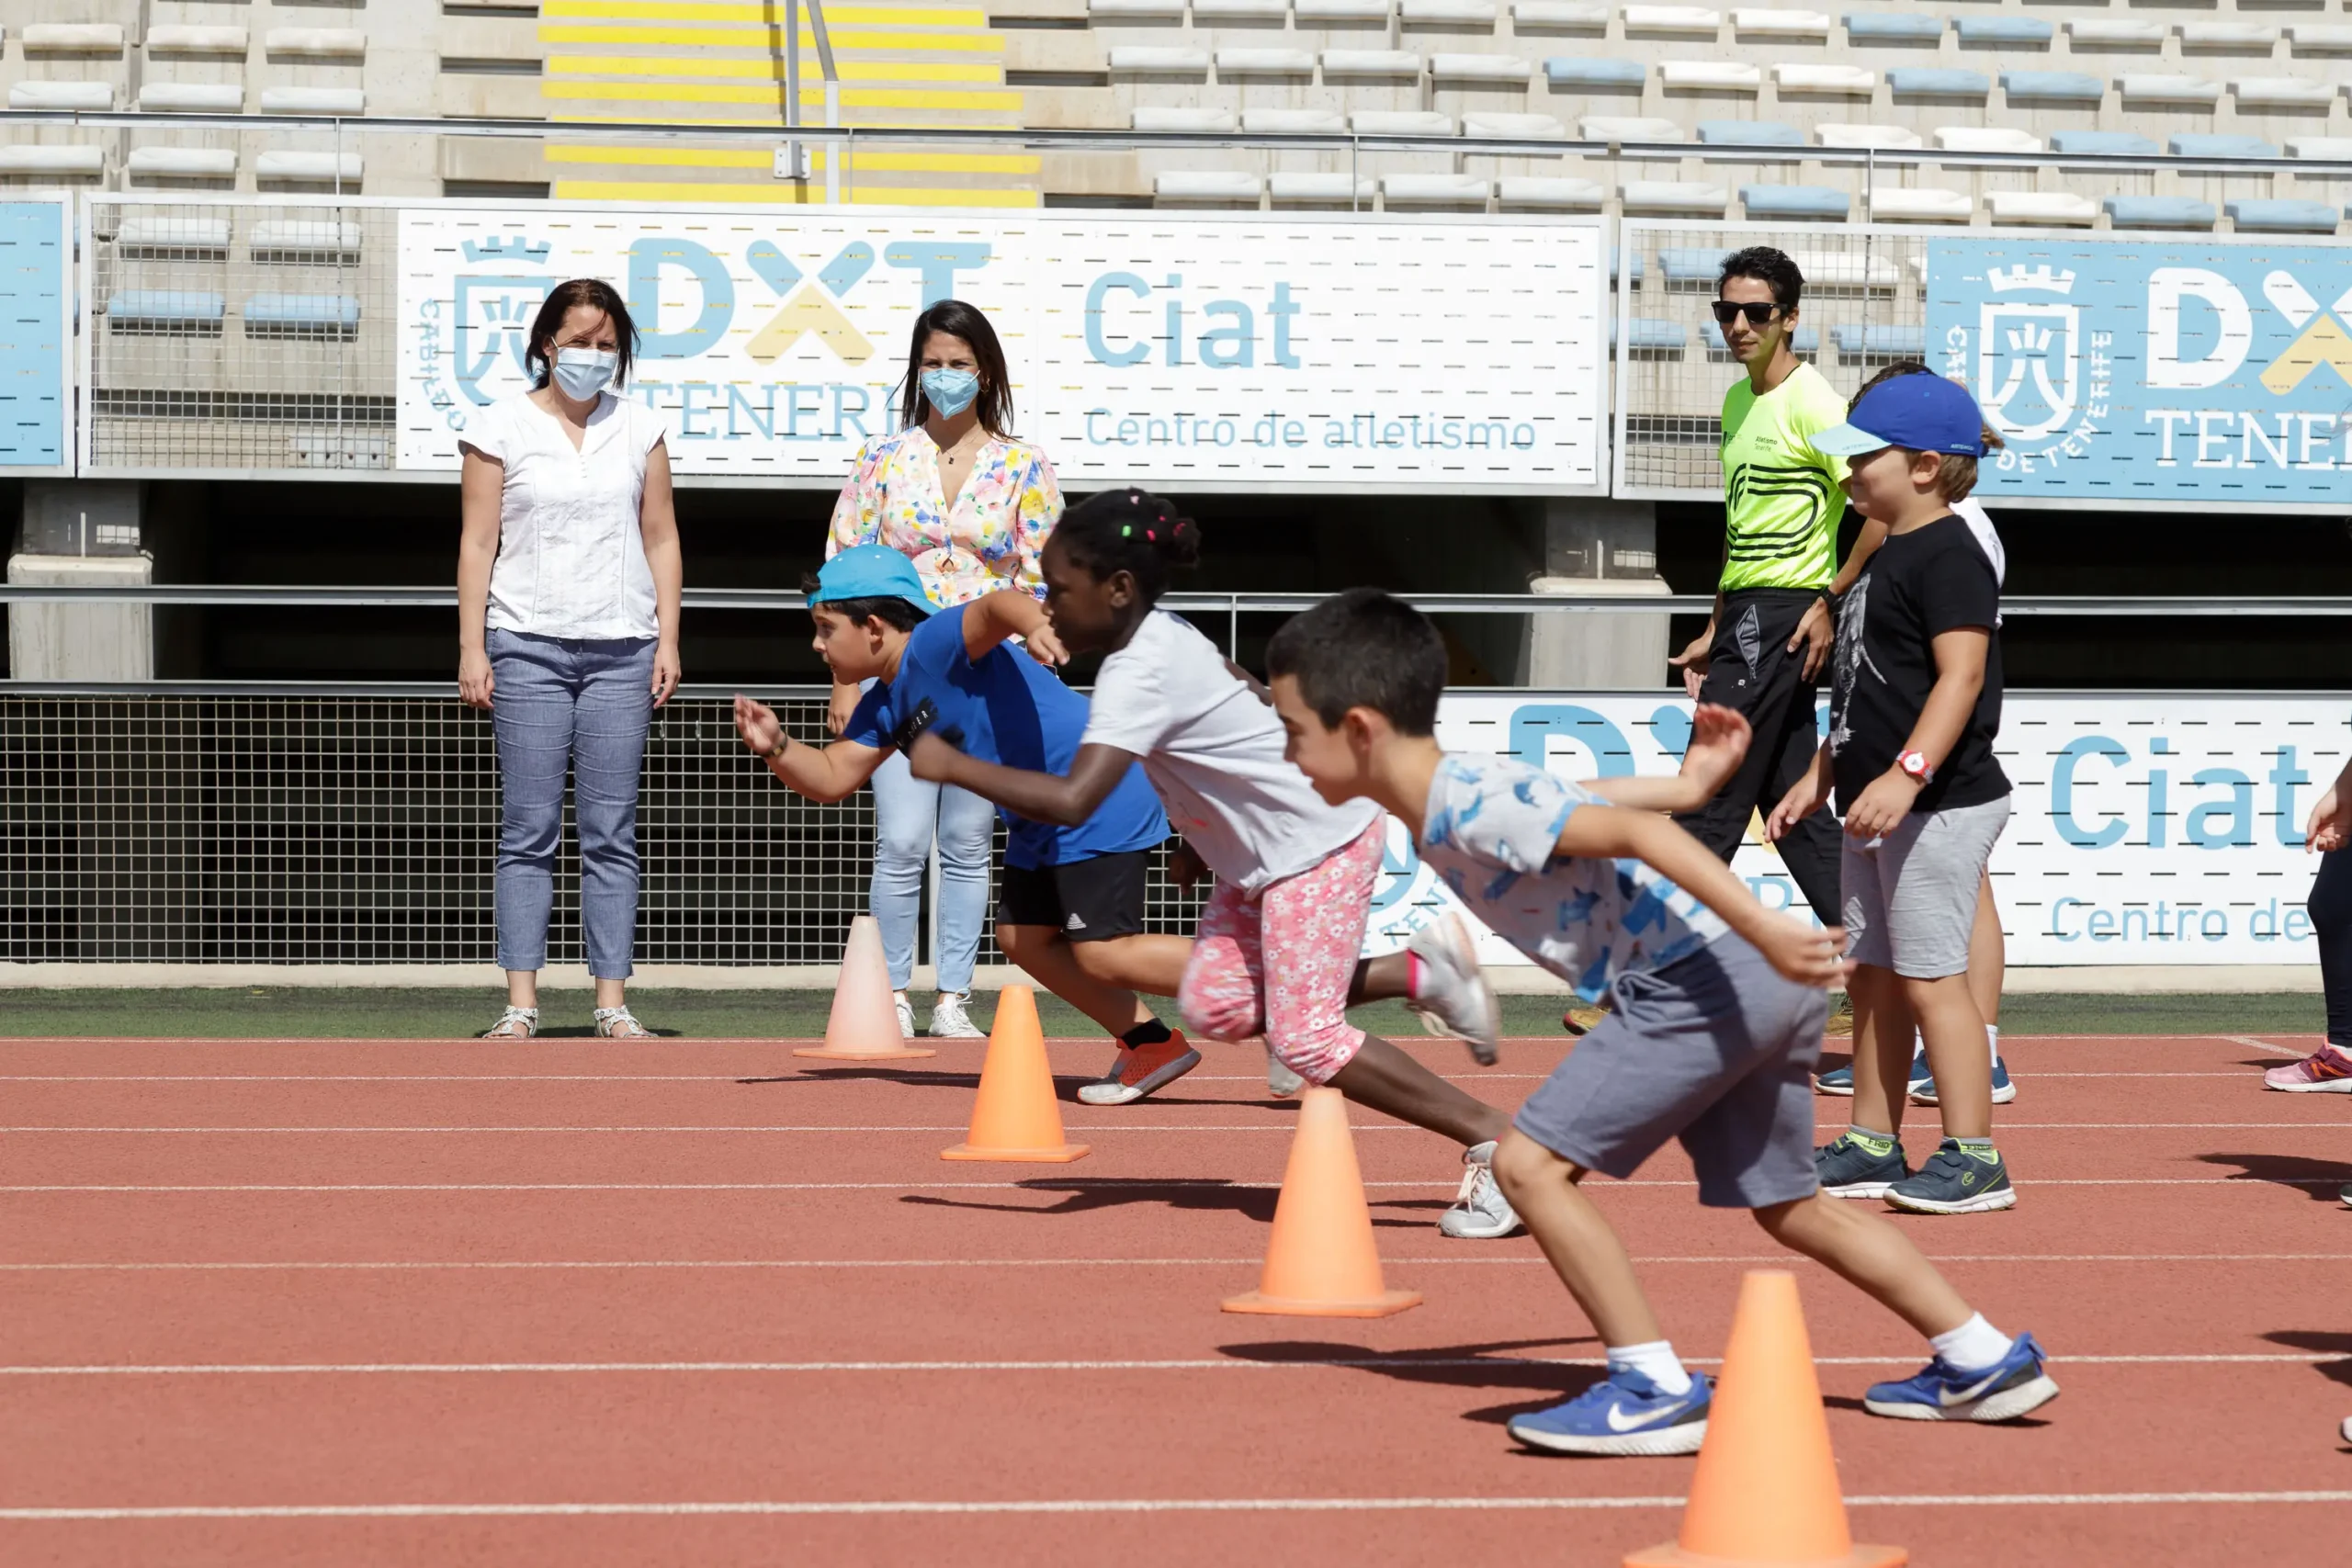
[903,489,1525,1238]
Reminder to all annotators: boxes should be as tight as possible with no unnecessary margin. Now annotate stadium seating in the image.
[0,0,2343,224]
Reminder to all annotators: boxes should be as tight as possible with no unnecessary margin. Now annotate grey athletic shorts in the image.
[1841,794,2010,980]
[1511,935,1827,1209]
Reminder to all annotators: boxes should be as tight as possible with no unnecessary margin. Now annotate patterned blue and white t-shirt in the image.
[1418,753,1730,1002]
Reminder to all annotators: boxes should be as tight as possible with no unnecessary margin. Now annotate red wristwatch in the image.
[1896,750,1934,784]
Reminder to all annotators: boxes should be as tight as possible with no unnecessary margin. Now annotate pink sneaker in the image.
[2264,1043,2352,1093]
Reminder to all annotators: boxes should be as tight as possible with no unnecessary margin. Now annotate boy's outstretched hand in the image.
[1750,917,1852,989]
[1679,703,1752,798]
[733,694,782,758]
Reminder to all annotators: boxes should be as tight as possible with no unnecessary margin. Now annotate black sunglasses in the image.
[1710,301,1786,327]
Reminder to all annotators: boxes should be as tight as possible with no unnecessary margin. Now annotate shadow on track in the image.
[1219,1335,1606,1425]
[2262,1330,2352,1390]
[2195,1151,2352,1199]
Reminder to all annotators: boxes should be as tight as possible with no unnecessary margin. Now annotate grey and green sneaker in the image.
[1885,1138,2017,1215]
[1815,1132,1909,1199]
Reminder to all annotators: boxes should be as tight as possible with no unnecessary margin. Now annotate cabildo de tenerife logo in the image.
[1959,264,2110,471]
[410,224,995,442]
[1928,238,2352,502]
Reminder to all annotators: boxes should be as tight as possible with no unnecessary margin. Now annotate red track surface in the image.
[3,1032,2348,1566]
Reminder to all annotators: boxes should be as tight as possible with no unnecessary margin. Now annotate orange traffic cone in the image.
[794,915,934,1061]
[1222,1087,1420,1318]
[941,985,1088,1162]
[1625,1270,1905,1568]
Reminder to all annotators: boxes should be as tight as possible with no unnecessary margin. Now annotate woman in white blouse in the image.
[827,299,1064,1041]
[457,278,683,1040]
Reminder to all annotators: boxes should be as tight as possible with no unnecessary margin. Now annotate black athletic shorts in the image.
[996,849,1151,942]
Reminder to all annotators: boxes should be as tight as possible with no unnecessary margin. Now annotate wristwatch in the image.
[1896,750,1934,784]
[763,738,788,761]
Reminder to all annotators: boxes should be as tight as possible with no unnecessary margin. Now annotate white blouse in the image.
[461,390,669,641]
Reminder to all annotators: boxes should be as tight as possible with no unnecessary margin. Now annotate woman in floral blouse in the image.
[826,299,1065,1040]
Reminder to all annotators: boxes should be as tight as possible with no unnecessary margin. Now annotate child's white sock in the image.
[1929,1313,2014,1372]
[1605,1339,1692,1396]
[1986,1022,2001,1067]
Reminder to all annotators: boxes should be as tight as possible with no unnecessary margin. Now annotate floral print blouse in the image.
[826,426,1063,607]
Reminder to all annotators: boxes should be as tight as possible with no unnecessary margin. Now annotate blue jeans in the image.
[868,749,994,993]
[488,628,655,979]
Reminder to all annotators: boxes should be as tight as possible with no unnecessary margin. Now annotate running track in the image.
[3,1032,2347,1566]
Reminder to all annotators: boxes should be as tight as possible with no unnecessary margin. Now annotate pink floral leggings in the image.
[1177,817,1384,1085]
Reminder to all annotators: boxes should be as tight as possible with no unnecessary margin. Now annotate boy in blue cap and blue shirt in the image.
[1262,584,2058,1456]
[733,545,1201,1095]
[1766,371,2018,1215]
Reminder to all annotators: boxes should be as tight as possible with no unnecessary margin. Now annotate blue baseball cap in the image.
[1810,374,1988,458]
[808,545,938,615]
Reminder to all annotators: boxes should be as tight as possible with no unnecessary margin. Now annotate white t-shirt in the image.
[1950,496,2006,585]
[461,390,670,641]
[1083,609,1380,893]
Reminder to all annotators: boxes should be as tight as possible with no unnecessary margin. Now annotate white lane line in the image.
[2222,1036,2311,1059]
[5,1351,2339,1377]
[3,1177,2335,1193]
[8,1492,2352,1521]
[8,1253,2349,1272]
[5,1122,2339,1134]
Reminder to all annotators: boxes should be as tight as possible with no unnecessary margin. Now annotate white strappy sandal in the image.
[483,1005,539,1039]
[594,1006,653,1040]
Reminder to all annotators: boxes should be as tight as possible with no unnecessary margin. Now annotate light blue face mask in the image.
[920,367,980,418]
[552,346,618,401]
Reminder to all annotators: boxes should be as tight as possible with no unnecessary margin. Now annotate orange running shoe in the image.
[1076,1031,1201,1106]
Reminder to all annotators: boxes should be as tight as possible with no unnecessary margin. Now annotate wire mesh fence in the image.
[0,692,1209,966]
[1614,220,1929,497]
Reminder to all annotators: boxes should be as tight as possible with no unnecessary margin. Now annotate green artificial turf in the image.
[0,987,2325,1040]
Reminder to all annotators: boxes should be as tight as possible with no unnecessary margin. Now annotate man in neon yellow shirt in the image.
[1667,247,1860,927]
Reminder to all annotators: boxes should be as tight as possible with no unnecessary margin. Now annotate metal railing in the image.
[11,109,2352,181]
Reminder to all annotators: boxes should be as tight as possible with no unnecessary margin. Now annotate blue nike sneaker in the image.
[1864,1332,2058,1424]
[1815,1046,1930,1098]
[1911,1055,2018,1106]
[1507,1369,1713,1456]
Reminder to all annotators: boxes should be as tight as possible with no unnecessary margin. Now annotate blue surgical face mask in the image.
[552,346,618,400]
[920,367,980,418]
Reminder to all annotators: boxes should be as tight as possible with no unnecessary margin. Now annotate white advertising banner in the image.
[396,209,1607,492]
[1366,692,2346,968]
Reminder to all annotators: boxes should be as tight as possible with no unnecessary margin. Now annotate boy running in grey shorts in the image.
[1264,590,2057,1456]
[1770,372,2016,1215]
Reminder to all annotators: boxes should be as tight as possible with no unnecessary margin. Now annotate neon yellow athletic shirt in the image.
[1718,361,1851,592]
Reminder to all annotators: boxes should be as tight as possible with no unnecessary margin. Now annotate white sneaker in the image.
[1406,913,1500,1065]
[929,991,987,1040]
[893,991,915,1042]
[1439,1140,1524,1238]
[1267,1055,1306,1097]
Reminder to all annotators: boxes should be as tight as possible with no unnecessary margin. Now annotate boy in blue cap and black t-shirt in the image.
[732,545,1199,1090]
[1767,371,2016,1215]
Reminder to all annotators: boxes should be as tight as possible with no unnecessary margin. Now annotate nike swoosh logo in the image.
[1604,1396,1698,1433]
[1939,1367,2008,1407]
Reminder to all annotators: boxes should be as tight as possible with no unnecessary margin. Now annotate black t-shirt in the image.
[1827,515,2008,815]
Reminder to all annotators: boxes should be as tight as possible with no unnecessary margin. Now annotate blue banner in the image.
[1926,236,2352,504]
[0,201,68,469]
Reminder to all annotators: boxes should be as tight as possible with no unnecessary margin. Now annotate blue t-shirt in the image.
[1418,753,1729,1002]
[844,608,1169,868]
